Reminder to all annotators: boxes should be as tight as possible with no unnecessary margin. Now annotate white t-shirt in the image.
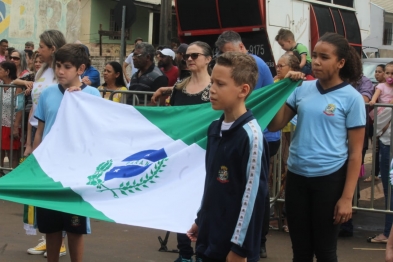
[30,68,57,127]
[220,121,234,136]
[125,53,138,81]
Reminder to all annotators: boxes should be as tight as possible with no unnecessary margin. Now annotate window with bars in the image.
[383,22,393,45]
[311,5,362,54]
[316,0,353,8]
[109,9,130,40]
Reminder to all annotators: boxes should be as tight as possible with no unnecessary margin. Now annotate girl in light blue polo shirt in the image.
[268,32,365,262]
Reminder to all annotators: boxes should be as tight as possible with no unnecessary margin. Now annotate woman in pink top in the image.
[369,63,393,111]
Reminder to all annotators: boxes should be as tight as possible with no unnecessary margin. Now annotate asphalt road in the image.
[0,199,387,262]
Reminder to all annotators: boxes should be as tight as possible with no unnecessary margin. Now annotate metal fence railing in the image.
[98,89,161,106]
[2,85,393,231]
[268,102,393,232]
[0,84,26,175]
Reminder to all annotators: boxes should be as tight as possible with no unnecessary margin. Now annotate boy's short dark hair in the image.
[54,44,89,69]
[215,52,258,97]
[25,41,34,47]
[275,28,294,42]
[0,39,8,44]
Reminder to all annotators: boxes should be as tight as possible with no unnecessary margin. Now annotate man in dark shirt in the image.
[127,42,168,105]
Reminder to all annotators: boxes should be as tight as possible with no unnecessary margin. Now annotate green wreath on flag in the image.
[86,158,168,198]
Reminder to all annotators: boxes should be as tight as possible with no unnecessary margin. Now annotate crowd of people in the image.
[0,26,392,262]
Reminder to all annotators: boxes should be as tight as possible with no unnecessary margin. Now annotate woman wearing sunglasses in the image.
[151,41,212,107]
[152,41,212,262]
[9,50,30,78]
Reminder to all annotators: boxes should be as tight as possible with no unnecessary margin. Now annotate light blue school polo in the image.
[35,84,101,138]
[286,80,366,177]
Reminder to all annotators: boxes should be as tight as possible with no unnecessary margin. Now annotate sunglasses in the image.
[10,56,20,61]
[276,64,288,69]
[132,53,145,58]
[183,53,205,61]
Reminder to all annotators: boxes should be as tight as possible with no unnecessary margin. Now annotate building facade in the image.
[0,0,81,50]
[363,0,393,57]
[81,0,176,57]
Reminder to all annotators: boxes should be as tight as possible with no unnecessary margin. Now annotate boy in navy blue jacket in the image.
[187,52,269,262]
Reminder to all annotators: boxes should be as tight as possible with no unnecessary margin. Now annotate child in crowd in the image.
[369,63,393,113]
[364,64,386,183]
[33,44,100,262]
[187,52,269,262]
[268,32,365,261]
[367,62,393,244]
[275,28,312,75]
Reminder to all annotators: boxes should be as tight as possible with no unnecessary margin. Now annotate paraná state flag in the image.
[0,79,299,233]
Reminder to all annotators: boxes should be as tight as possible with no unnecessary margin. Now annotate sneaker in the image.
[260,245,267,258]
[43,245,67,257]
[195,256,202,262]
[27,236,46,255]
[174,255,193,262]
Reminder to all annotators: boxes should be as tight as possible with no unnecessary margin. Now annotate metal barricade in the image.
[98,89,162,106]
[0,84,26,175]
[268,102,393,232]
[352,102,393,214]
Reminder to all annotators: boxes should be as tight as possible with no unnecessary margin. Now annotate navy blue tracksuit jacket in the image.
[195,110,269,262]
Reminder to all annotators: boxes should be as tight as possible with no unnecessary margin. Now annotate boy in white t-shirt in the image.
[33,43,100,262]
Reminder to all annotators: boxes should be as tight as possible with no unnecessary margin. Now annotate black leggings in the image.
[285,164,346,262]
[261,140,281,245]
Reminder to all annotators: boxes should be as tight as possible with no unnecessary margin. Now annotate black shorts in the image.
[197,254,225,262]
[36,207,91,234]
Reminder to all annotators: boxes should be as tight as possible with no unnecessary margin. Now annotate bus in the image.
[175,0,371,76]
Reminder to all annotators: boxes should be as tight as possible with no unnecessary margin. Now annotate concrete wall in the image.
[363,3,384,53]
[85,42,137,58]
[0,0,81,50]
[89,0,150,45]
[355,0,371,41]
[90,56,120,85]
[78,0,151,57]
[364,4,393,57]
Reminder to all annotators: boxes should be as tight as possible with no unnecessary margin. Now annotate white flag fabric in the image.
[0,79,299,232]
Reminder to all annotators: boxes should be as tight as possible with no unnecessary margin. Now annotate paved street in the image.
[0,151,390,261]
[0,197,388,261]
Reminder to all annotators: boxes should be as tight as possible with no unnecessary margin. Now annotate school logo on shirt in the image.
[71,216,81,227]
[217,166,229,183]
[323,104,336,116]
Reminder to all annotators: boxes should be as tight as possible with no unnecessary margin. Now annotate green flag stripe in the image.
[136,79,300,149]
[0,155,114,223]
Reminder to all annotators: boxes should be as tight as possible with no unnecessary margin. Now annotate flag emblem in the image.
[86,149,168,198]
